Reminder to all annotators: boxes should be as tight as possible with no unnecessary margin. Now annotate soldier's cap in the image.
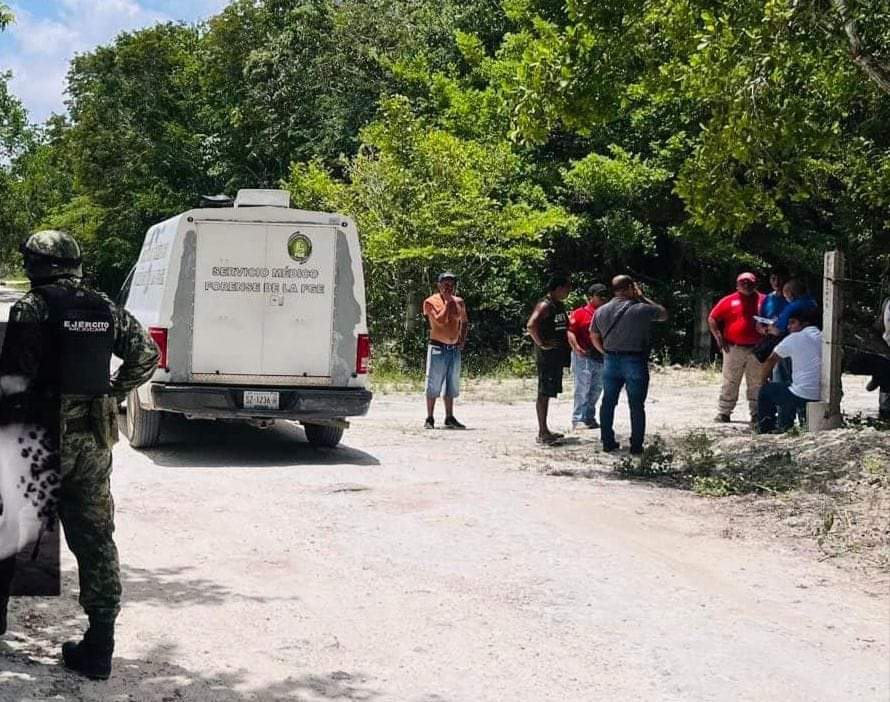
[437,272,457,282]
[587,283,608,296]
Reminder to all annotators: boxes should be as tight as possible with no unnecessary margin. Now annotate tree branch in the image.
[831,0,890,94]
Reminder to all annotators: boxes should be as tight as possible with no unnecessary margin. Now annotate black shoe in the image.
[424,416,434,429]
[629,446,643,456]
[444,416,466,429]
[0,598,7,635]
[585,420,600,429]
[62,619,114,680]
[602,442,620,453]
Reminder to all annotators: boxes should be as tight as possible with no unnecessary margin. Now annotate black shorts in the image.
[536,348,566,398]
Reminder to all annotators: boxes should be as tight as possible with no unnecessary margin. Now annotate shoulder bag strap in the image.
[600,300,636,342]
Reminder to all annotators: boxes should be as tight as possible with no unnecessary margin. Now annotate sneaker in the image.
[585,420,600,429]
[444,416,466,429]
[714,414,731,423]
[424,417,435,430]
[602,442,621,453]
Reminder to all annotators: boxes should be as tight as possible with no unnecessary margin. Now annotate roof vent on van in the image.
[234,189,291,209]
[200,194,235,208]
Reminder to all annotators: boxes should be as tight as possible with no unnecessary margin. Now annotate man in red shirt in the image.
[567,283,608,430]
[708,272,766,423]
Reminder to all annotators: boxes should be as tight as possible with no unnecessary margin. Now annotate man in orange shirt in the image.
[422,272,468,429]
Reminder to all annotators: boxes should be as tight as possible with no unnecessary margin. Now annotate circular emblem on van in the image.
[287,233,312,263]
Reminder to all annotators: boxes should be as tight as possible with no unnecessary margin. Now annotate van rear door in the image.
[191,221,337,382]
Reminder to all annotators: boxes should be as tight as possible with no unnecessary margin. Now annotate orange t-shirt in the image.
[423,294,468,345]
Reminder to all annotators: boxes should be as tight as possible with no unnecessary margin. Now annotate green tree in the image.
[63,23,218,290]
[0,3,12,30]
[493,0,889,267]
[286,97,573,359]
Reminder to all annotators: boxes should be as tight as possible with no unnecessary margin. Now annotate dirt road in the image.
[1,287,888,701]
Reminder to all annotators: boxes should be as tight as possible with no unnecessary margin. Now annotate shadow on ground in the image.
[120,563,299,608]
[1,565,445,701]
[123,415,380,469]
[0,644,388,701]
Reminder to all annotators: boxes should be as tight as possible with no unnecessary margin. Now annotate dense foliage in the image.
[0,0,887,363]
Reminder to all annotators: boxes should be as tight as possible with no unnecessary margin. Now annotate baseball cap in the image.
[437,271,457,282]
[736,272,757,284]
[587,283,608,296]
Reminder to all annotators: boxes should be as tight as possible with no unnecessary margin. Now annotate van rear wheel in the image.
[303,423,344,448]
[126,389,161,448]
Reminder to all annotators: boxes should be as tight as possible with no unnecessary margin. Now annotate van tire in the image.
[304,423,344,448]
[126,389,161,448]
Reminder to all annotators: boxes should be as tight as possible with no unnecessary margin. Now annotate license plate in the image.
[243,391,279,410]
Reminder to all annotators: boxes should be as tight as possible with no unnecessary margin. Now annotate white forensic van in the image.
[120,189,372,449]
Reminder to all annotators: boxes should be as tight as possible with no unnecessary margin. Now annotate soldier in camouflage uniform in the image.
[0,230,158,679]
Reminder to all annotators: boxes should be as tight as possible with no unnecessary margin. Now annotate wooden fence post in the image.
[807,250,845,431]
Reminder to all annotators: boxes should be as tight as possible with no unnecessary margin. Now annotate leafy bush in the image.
[615,430,800,497]
[614,435,675,477]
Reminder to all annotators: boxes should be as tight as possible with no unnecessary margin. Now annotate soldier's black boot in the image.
[62,616,114,680]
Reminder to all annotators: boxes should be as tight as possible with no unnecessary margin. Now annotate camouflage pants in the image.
[59,430,120,622]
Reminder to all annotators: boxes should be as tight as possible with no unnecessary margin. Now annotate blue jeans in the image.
[600,354,650,451]
[425,344,461,398]
[571,352,603,425]
[757,382,810,432]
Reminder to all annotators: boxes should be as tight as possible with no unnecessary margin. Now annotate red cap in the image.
[736,272,756,283]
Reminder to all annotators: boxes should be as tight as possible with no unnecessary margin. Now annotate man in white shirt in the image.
[756,307,822,433]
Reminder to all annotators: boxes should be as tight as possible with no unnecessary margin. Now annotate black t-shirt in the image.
[539,295,568,347]
[536,296,570,367]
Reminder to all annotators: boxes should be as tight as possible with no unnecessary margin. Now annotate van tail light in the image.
[148,327,169,370]
[356,334,371,374]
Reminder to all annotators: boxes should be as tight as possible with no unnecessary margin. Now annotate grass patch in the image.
[614,430,799,496]
[368,350,536,396]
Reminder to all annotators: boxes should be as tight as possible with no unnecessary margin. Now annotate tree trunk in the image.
[832,0,890,94]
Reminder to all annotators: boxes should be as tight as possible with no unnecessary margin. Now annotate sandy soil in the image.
[1,287,889,701]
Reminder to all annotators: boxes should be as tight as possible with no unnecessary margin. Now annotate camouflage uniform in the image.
[1,278,158,621]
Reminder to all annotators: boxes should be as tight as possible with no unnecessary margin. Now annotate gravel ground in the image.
[1,288,888,701]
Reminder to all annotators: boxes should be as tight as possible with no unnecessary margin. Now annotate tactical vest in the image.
[33,284,115,396]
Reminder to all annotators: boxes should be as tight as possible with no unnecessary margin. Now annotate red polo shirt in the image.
[709,291,765,346]
[568,302,599,353]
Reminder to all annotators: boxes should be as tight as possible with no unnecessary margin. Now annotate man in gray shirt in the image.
[591,275,668,454]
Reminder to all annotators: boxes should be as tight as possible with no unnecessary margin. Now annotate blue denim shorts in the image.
[425,344,462,399]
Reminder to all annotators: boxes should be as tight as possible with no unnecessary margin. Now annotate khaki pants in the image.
[718,344,763,417]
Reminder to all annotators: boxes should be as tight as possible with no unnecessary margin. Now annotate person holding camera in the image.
[590,275,667,455]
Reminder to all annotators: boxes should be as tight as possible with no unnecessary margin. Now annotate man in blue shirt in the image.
[759,268,789,321]
[770,279,817,335]
[765,279,817,388]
